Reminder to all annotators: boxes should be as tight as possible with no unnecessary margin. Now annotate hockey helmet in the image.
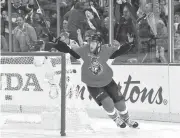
[90,32,103,43]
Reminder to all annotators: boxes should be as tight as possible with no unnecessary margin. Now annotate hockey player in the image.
[53,32,138,128]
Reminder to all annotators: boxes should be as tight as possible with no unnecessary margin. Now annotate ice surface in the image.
[1,113,180,138]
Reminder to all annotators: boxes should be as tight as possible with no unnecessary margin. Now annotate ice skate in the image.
[114,116,126,128]
[123,117,139,129]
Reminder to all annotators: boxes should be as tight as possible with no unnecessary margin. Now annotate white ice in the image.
[1,113,180,138]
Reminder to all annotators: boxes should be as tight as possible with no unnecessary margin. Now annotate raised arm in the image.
[109,42,134,59]
[110,34,135,59]
[77,29,84,47]
[52,40,81,59]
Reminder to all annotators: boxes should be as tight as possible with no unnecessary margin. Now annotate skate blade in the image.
[118,124,127,129]
[129,126,140,129]
[119,126,127,129]
[126,123,140,129]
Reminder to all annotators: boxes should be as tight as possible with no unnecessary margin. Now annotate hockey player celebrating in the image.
[53,32,138,128]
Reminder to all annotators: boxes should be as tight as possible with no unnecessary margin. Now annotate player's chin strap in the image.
[109,42,135,59]
[92,42,101,56]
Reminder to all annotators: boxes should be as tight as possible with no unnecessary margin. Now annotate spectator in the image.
[1,10,11,44]
[62,20,68,33]
[174,24,180,48]
[174,13,180,47]
[67,2,88,42]
[101,17,118,43]
[174,50,180,63]
[115,0,138,23]
[175,13,180,22]
[84,9,102,32]
[138,4,155,39]
[59,32,79,50]
[155,46,167,63]
[102,6,109,18]
[13,16,37,52]
[0,0,7,11]
[62,0,78,21]
[156,19,168,59]
[0,35,9,52]
[85,9,97,30]
[1,11,7,36]
[159,0,168,27]
[49,11,57,36]
[11,0,32,16]
[4,0,33,34]
[63,8,73,22]
[115,6,136,45]
[144,3,157,36]
[11,0,33,22]
[156,19,168,38]
[33,13,48,41]
[137,0,147,18]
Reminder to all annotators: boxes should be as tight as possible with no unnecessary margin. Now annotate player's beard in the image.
[90,42,101,56]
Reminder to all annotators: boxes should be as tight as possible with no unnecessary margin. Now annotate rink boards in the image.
[0,56,180,123]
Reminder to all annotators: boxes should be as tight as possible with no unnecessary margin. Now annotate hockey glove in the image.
[110,42,135,59]
[53,40,71,53]
[53,40,81,59]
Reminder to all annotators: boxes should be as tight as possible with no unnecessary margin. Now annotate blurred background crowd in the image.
[1,0,180,63]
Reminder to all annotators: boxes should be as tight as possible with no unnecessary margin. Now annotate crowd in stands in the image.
[0,0,180,62]
[0,0,64,52]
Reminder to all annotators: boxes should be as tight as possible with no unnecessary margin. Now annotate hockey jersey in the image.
[73,45,118,87]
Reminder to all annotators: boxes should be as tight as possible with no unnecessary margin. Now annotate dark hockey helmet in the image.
[91,32,103,43]
[89,32,103,55]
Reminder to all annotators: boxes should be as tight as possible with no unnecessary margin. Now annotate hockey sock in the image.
[101,97,117,120]
[119,108,129,121]
[106,109,126,128]
[101,97,126,128]
[114,100,138,128]
[114,100,129,120]
[106,108,119,120]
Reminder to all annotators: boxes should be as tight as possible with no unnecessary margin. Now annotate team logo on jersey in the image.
[88,55,103,75]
